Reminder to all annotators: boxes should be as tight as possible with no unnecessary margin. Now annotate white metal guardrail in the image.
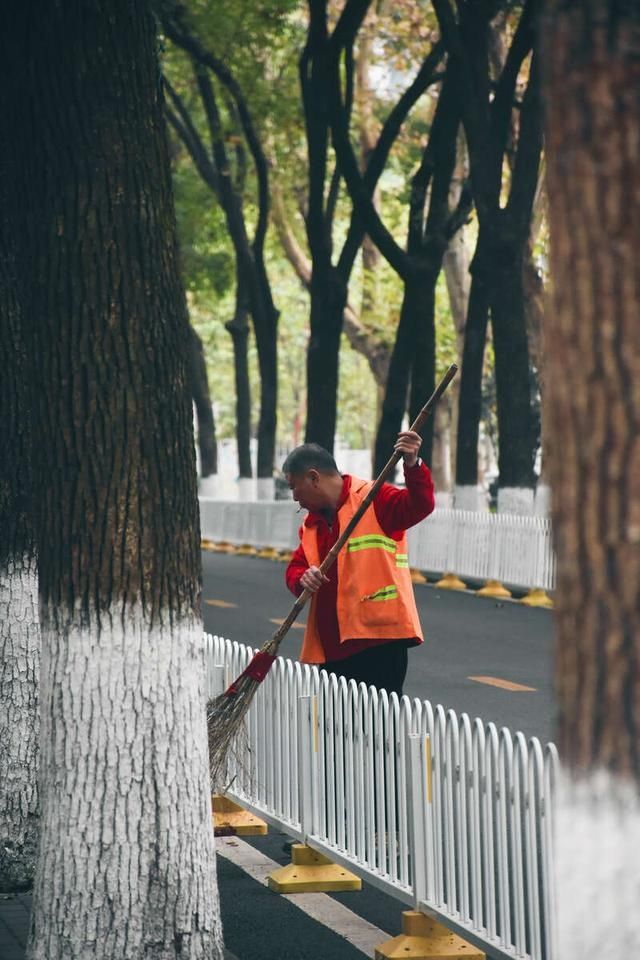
[199,499,556,592]
[206,633,559,960]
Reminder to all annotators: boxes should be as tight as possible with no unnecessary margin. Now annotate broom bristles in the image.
[207,674,262,789]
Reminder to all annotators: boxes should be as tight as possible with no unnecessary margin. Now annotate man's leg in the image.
[323,641,410,696]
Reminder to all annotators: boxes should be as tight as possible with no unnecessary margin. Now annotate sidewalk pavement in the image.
[0,892,238,960]
[0,892,30,960]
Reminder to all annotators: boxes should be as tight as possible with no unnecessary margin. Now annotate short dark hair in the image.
[282,443,339,476]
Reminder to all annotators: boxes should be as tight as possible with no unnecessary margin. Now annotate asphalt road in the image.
[201,551,556,745]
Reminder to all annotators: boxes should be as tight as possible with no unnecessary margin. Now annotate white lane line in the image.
[217,837,389,957]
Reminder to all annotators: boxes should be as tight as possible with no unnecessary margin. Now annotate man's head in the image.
[282,443,343,512]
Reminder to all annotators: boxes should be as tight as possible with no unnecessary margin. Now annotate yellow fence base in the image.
[434,573,467,591]
[410,568,428,584]
[520,588,553,608]
[375,911,485,959]
[256,547,281,560]
[267,844,361,894]
[210,541,236,553]
[235,544,258,556]
[476,579,512,599]
[211,796,268,836]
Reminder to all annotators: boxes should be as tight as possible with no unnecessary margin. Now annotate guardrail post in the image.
[267,692,361,894]
[210,661,226,700]
[408,733,428,908]
[298,694,314,838]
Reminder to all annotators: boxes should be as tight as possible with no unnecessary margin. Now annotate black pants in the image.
[322,640,410,697]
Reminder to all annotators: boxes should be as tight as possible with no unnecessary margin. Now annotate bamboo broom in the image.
[207,362,458,784]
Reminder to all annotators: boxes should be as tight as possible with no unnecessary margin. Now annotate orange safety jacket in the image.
[299,477,424,664]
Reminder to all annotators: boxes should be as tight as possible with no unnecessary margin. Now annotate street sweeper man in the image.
[283,432,434,696]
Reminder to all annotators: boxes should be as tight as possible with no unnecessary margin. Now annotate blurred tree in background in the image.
[160,0,547,500]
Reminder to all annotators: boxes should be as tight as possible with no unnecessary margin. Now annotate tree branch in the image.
[506,50,543,237]
[194,65,231,201]
[163,77,219,196]
[300,0,330,263]
[161,9,271,259]
[271,185,389,385]
[433,0,536,213]
[486,0,536,204]
[328,0,372,58]
[330,42,423,278]
[446,179,474,240]
[225,95,247,195]
[336,42,445,278]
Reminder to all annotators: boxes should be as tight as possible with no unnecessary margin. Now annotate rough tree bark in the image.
[543,1,640,954]
[0,175,39,894]
[8,2,222,957]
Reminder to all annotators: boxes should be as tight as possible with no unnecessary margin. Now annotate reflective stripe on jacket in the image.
[299,477,423,664]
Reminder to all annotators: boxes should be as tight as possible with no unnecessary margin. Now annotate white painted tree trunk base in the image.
[27,607,222,960]
[0,554,39,891]
[256,477,275,501]
[435,491,453,509]
[534,483,552,517]
[453,485,487,511]
[198,474,218,499]
[237,478,255,501]
[555,772,640,956]
[497,486,535,515]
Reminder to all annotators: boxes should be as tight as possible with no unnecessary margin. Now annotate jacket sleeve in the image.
[285,533,308,596]
[373,460,436,538]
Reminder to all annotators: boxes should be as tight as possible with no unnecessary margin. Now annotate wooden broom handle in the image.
[264,363,458,652]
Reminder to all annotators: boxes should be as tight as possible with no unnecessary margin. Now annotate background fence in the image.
[199,499,556,592]
[207,633,559,960]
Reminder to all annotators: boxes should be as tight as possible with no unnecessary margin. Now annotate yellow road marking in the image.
[468,675,537,692]
[269,617,305,629]
[205,599,238,609]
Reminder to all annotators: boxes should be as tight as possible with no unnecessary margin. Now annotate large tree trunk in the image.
[443,130,471,492]
[304,267,348,451]
[543,2,640,955]
[0,186,39,893]
[455,253,490,490]
[9,2,222,957]
[271,185,391,388]
[356,20,382,329]
[187,326,218,479]
[489,239,537,489]
[374,272,437,475]
[300,8,344,455]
